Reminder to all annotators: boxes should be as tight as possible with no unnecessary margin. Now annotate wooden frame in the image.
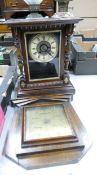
[20,25,65,85]
[2,0,54,19]
[21,103,77,147]
[24,30,61,83]
[4,102,91,169]
[4,17,82,101]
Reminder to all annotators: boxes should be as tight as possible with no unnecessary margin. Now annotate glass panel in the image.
[25,31,60,81]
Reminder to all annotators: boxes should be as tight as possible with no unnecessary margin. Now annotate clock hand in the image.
[38,47,53,56]
[47,50,54,57]
[47,52,53,57]
[46,45,54,57]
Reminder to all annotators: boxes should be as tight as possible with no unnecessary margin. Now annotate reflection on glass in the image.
[28,61,58,79]
[24,31,61,81]
[23,0,43,5]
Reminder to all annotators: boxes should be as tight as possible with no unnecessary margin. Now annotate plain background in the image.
[69,0,97,30]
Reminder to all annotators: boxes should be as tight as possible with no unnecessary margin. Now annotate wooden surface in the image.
[21,104,77,147]
[5,17,82,26]
[2,0,54,19]
[1,7,88,171]
[4,17,82,102]
[0,23,11,33]
[4,102,91,169]
[0,74,96,175]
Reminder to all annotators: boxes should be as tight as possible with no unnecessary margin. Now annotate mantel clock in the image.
[7,17,79,102]
[3,0,91,170]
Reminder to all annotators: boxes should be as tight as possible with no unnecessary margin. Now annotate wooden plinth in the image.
[11,81,75,107]
[4,102,91,169]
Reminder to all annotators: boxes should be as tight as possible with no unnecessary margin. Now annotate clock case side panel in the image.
[60,27,66,79]
[19,30,30,83]
[19,28,65,84]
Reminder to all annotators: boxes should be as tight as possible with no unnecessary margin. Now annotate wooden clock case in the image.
[6,17,78,103]
[3,1,92,170]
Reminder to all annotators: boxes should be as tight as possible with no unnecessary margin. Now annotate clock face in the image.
[28,33,58,63]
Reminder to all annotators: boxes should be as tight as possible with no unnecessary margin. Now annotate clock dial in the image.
[28,33,58,62]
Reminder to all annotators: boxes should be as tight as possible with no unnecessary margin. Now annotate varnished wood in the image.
[4,102,91,169]
[2,0,55,19]
[2,5,88,170]
[4,17,82,101]
[0,23,11,33]
[21,103,77,148]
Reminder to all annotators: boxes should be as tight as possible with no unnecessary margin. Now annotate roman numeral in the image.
[33,52,37,55]
[52,47,56,49]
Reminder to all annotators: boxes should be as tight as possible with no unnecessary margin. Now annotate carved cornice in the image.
[4,17,82,30]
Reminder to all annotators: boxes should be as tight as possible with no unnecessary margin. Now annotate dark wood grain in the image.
[4,102,92,169]
[3,17,82,102]
[2,0,54,19]
[2,3,87,170]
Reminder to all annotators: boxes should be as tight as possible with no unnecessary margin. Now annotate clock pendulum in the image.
[3,0,92,170]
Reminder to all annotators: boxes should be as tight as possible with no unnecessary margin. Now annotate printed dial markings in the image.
[28,33,58,62]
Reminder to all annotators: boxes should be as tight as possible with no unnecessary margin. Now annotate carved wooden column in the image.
[64,23,74,84]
